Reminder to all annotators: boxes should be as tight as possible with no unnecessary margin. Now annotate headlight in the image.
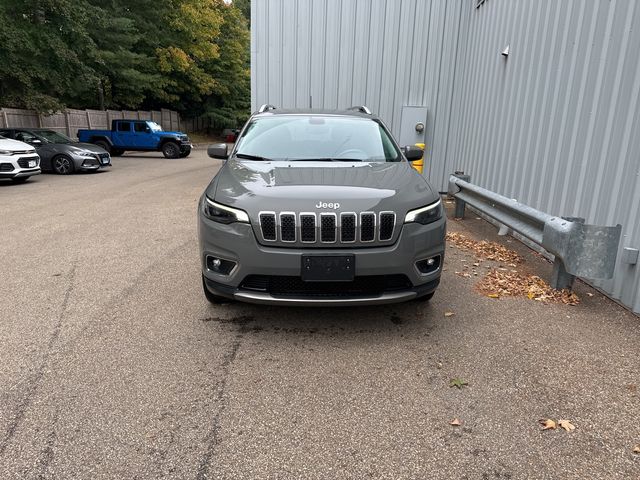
[203,197,249,224]
[404,199,442,225]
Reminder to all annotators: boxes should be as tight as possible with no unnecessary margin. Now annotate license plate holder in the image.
[301,255,355,282]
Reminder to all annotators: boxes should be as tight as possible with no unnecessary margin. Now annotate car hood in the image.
[208,160,439,217]
[158,131,187,137]
[68,142,109,153]
[0,138,36,152]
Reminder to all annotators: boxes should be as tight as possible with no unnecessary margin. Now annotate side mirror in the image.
[208,143,229,159]
[403,145,423,161]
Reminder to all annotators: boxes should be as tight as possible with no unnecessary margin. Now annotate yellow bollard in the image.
[412,143,425,174]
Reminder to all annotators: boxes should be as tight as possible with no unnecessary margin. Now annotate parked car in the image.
[0,135,41,183]
[0,128,111,175]
[198,106,446,306]
[77,120,192,159]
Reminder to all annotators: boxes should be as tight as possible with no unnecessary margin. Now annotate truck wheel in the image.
[179,147,192,158]
[111,148,124,157]
[94,140,111,153]
[202,275,233,304]
[52,155,75,175]
[162,142,181,159]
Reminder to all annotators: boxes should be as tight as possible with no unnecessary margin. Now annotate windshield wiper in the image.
[236,153,271,161]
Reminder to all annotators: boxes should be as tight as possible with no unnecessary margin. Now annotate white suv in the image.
[0,136,41,183]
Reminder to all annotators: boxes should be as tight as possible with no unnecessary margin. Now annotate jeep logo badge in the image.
[316,201,340,209]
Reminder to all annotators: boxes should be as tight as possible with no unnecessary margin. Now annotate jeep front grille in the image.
[257,211,397,246]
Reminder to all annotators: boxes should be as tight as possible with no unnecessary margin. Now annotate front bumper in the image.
[199,211,446,306]
[73,153,111,171]
[0,153,41,178]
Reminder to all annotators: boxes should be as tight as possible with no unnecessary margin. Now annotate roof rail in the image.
[258,104,277,113]
[347,105,372,115]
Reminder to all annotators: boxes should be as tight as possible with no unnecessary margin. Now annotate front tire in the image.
[179,147,192,158]
[52,155,75,175]
[202,275,233,304]
[11,176,29,183]
[162,141,181,159]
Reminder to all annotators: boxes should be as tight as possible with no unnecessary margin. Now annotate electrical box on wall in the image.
[399,106,428,147]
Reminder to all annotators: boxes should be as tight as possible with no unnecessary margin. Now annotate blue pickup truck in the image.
[78,120,192,158]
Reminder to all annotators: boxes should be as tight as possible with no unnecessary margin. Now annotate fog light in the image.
[206,256,236,275]
[415,255,441,274]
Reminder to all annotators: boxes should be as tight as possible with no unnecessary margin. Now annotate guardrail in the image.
[448,173,622,290]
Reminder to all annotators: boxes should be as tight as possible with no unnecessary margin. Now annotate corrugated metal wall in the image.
[251,0,464,190]
[251,0,640,313]
[447,0,640,313]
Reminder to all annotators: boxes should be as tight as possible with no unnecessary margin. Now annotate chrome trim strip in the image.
[279,211,297,243]
[378,211,396,241]
[234,290,417,306]
[299,212,317,243]
[319,212,338,243]
[359,211,376,243]
[339,212,357,243]
[258,211,277,242]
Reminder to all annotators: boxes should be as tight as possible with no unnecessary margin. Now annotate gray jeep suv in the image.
[198,106,446,306]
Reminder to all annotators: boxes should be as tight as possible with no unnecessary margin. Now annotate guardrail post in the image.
[452,172,471,218]
[550,259,576,290]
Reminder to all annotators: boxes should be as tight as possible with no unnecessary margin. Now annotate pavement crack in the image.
[195,331,243,480]
[0,263,76,458]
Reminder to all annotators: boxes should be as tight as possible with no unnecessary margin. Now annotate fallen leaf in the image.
[444,311,455,317]
[450,418,462,426]
[449,378,469,389]
[633,445,640,454]
[445,232,523,264]
[487,293,500,298]
[586,293,594,297]
[539,419,557,430]
[558,419,575,432]
[476,269,580,305]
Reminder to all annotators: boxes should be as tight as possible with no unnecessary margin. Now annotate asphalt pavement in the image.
[0,150,638,479]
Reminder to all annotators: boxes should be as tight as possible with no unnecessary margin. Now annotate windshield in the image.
[148,121,163,132]
[37,130,74,143]
[234,115,401,162]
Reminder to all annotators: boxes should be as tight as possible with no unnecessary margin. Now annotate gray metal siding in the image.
[251,0,640,313]
[446,0,640,313]
[251,0,463,189]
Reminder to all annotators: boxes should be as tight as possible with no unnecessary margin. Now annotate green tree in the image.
[0,0,94,111]
[0,0,251,127]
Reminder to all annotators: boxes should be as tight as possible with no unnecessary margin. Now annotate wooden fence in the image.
[0,107,193,137]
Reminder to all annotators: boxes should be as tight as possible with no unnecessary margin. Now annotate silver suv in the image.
[198,106,445,306]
